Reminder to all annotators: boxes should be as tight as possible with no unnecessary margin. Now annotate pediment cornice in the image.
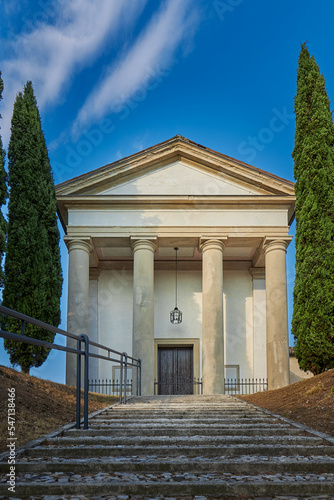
[56,136,295,197]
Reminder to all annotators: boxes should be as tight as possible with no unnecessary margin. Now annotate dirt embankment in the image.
[0,365,117,453]
[240,369,334,437]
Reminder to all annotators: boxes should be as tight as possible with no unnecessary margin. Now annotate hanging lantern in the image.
[170,247,182,324]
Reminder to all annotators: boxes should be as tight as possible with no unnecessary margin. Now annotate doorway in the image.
[158,346,193,395]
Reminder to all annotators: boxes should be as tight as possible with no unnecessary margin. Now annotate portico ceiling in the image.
[93,239,260,263]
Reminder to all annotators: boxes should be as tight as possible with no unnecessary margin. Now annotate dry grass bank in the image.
[240,369,334,436]
[0,365,117,453]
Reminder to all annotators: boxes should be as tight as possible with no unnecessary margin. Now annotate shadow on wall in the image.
[224,270,253,378]
[289,347,313,383]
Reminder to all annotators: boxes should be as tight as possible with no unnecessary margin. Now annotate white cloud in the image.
[0,0,147,143]
[71,0,200,136]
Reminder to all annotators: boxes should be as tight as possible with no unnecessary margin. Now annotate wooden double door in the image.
[158,346,193,395]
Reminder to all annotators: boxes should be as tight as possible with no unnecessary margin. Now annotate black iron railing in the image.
[224,378,268,395]
[0,305,141,430]
[154,377,202,395]
[89,378,132,396]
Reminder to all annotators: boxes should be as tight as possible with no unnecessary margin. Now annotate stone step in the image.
[97,413,266,420]
[104,405,260,411]
[108,400,256,406]
[2,476,334,498]
[43,434,324,447]
[93,410,269,417]
[126,399,252,405]
[120,406,256,410]
[90,417,279,425]
[1,394,333,498]
[25,444,334,458]
[106,415,268,421]
[88,421,294,429]
[64,426,304,437]
[126,398,241,403]
[4,458,334,474]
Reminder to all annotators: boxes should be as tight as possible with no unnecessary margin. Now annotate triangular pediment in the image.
[56,136,295,197]
[98,161,262,196]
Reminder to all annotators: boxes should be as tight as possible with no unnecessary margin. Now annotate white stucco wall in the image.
[223,270,254,379]
[89,267,265,383]
[97,269,133,381]
[154,270,202,341]
[289,357,313,383]
[88,280,99,380]
[252,278,267,379]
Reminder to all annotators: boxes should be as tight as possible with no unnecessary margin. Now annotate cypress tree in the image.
[292,43,334,374]
[0,72,8,286]
[3,81,62,374]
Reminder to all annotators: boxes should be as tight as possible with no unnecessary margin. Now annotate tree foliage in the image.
[3,81,62,374]
[0,72,8,287]
[292,43,334,374]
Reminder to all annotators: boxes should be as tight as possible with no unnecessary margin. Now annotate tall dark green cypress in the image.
[0,72,8,286]
[3,81,62,374]
[292,44,334,374]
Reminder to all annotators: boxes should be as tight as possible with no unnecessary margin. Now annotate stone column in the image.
[65,238,92,386]
[264,238,291,390]
[200,238,226,394]
[131,237,156,396]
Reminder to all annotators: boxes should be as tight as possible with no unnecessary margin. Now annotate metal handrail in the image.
[0,305,141,429]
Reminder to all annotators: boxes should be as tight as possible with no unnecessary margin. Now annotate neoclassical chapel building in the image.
[56,136,295,395]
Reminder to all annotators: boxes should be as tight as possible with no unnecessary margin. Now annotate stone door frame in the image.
[154,338,200,394]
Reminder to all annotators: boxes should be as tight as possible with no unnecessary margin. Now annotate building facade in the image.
[56,136,295,395]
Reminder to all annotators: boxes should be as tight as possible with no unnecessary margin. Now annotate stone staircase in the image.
[1,394,334,499]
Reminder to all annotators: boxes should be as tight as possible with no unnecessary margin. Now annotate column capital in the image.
[249,267,265,279]
[263,236,293,256]
[130,236,157,254]
[64,237,92,254]
[199,237,227,254]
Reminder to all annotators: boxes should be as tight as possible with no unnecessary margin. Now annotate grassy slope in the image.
[0,365,117,453]
[240,368,334,437]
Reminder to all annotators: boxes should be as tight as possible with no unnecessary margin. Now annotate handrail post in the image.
[136,359,139,396]
[81,334,89,430]
[20,320,25,336]
[76,338,82,429]
[138,358,141,396]
[123,352,127,404]
[119,353,123,404]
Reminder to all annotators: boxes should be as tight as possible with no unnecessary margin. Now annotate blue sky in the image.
[0,0,333,383]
